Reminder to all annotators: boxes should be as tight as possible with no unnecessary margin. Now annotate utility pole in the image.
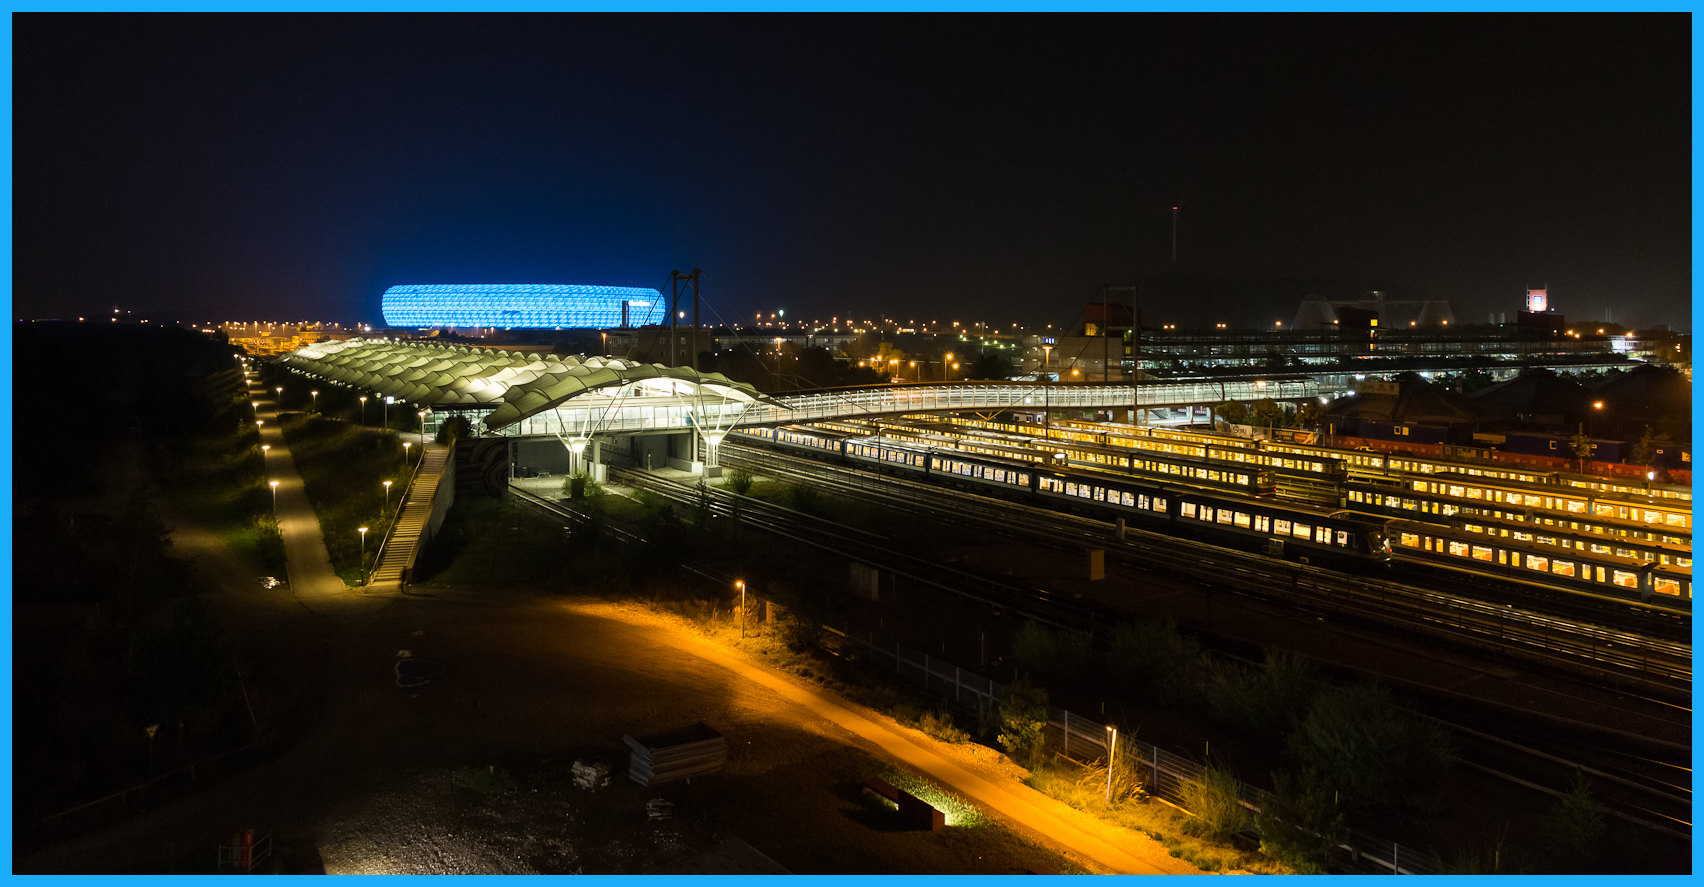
[666,268,702,370]
[1170,205,1178,267]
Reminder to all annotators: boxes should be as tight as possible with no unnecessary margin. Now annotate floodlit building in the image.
[380,284,665,330]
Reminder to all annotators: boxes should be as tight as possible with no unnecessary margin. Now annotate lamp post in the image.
[359,396,368,427]
[383,479,393,513]
[383,396,391,431]
[736,579,746,639]
[402,441,412,465]
[945,352,954,382]
[261,444,270,464]
[418,411,428,446]
[358,526,369,585]
[310,390,319,411]
[1106,725,1117,802]
[275,386,283,403]
[269,479,278,511]
[1646,470,1656,494]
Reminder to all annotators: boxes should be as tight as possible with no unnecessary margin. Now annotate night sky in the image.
[13,14,1692,330]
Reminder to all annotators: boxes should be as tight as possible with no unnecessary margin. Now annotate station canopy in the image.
[280,338,779,432]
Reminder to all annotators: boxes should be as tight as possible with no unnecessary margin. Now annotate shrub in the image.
[721,468,754,496]
[1012,620,1090,684]
[916,709,971,745]
[1179,763,1250,841]
[1104,619,1207,705]
[1206,649,1318,734]
[1256,767,1345,873]
[997,673,1050,769]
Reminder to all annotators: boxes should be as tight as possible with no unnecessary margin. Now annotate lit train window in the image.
[1018,473,1030,486]
[1276,519,1292,535]
[1120,492,1134,506]
[1526,555,1549,571]
[1294,522,1311,539]
[1653,577,1681,596]
[1611,570,1638,588]
[1472,546,1493,562]
[1218,510,1235,525]
[1551,560,1576,577]
[1182,503,1198,518]
[1449,540,1470,557]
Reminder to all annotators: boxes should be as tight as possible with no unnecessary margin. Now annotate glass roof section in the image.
[280,338,777,431]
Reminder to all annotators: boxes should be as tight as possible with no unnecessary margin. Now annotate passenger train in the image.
[731,425,1691,607]
[928,414,1691,506]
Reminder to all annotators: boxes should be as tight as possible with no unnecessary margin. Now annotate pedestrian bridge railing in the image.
[496,378,1318,438]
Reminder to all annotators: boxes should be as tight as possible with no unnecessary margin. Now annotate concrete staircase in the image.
[368,443,450,590]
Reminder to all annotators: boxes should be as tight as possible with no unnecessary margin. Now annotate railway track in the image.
[722,443,1691,694]
[508,464,1691,845]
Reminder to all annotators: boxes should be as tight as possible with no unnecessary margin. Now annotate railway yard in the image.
[544,412,1690,870]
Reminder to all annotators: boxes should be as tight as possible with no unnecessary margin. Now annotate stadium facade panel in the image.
[381,283,665,329]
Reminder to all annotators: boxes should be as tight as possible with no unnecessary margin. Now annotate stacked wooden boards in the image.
[624,723,728,786]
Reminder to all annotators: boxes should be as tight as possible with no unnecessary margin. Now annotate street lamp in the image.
[310,390,319,410]
[269,479,279,511]
[359,396,368,426]
[275,386,283,400]
[1646,470,1656,493]
[736,579,746,639]
[383,479,393,512]
[945,353,954,382]
[1106,725,1117,802]
[358,526,369,585]
[418,410,428,446]
[402,441,412,463]
[261,444,270,463]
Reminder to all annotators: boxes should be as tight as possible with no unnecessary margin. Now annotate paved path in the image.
[252,383,363,612]
[572,601,1203,875]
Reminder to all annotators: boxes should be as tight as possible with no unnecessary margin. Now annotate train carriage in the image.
[1387,519,1691,605]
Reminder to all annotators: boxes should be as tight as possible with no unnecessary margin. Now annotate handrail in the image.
[368,438,440,581]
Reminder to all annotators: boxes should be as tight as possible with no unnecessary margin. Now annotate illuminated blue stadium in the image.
[381,283,665,329]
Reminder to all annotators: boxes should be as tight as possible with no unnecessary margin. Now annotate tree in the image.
[1250,398,1287,436]
[1569,424,1594,473]
[1542,770,1606,873]
[1215,401,1252,426]
[964,351,1012,380]
[1630,425,1657,470]
[1284,681,1452,813]
[996,673,1050,769]
[437,415,473,444]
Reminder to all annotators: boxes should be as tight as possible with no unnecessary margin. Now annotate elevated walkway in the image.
[367,442,453,591]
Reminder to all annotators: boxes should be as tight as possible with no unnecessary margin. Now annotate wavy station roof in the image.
[280,338,777,432]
